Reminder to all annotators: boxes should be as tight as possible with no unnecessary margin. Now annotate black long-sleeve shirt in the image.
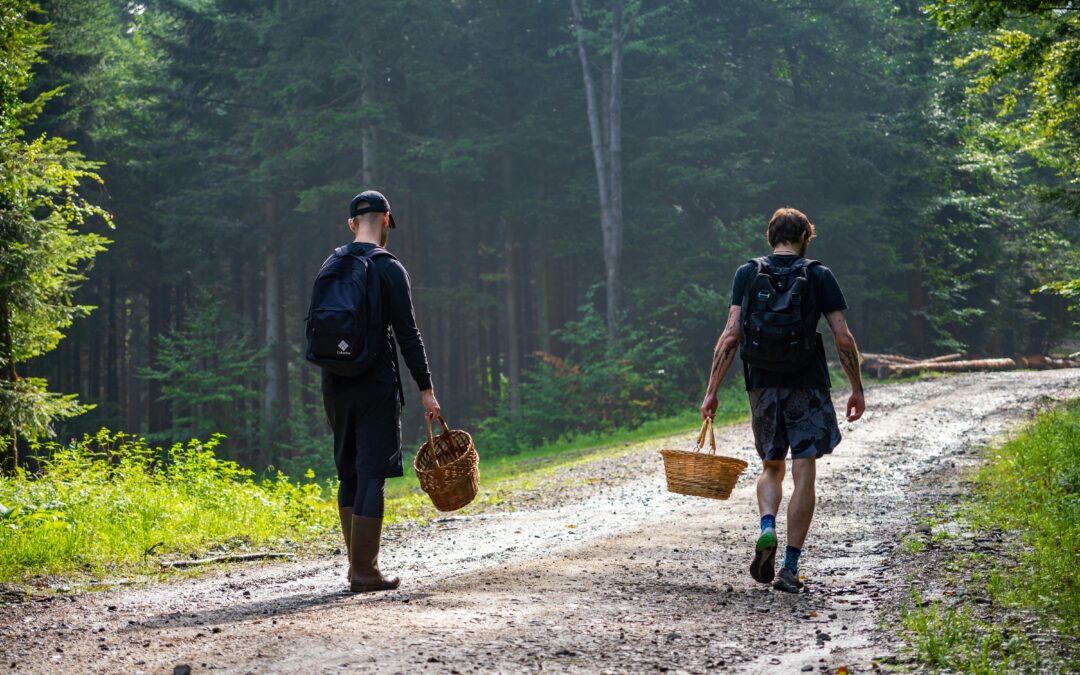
[320,242,433,395]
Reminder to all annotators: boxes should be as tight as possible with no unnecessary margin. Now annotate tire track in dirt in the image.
[1,369,1076,674]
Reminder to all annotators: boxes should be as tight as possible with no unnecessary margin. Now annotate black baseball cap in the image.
[349,190,397,228]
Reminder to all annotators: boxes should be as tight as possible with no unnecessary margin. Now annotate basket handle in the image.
[423,415,454,470]
[424,416,440,470]
[695,418,717,455]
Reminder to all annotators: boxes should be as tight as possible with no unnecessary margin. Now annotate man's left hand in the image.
[700,392,718,420]
[846,390,865,422]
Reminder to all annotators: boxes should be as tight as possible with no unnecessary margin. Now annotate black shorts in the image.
[323,379,403,480]
[748,388,841,461]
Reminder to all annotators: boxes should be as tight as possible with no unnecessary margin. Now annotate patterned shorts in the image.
[748,388,842,461]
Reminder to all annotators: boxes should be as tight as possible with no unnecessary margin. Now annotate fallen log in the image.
[869,353,1079,377]
[885,358,1016,376]
[1028,358,1080,370]
[861,353,918,365]
[921,353,963,364]
[159,552,295,569]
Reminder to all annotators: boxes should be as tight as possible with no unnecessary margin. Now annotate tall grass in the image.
[968,398,1080,627]
[0,430,336,583]
[900,591,1040,673]
[900,399,1080,672]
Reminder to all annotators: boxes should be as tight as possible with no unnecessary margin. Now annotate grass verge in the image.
[898,398,1080,672]
[0,431,337,585]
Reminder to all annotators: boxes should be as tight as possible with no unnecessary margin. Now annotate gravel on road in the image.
[1,369,1076,674]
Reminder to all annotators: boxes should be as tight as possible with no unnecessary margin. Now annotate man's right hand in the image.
[421,389,441,422]
[846,390,865,422]
[700,392,718,420]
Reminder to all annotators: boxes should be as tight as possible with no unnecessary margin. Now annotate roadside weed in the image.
[900,535,926,554]
[897,399,1079,672]
[965,399,1080,630]
[0,430,336,584]
[900,590,1040,673]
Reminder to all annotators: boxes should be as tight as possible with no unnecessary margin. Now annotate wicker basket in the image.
[414,415,479,512]
[660,418,747,500]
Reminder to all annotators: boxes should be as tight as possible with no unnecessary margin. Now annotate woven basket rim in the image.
[659,447,748,464]
[414,441,477,473]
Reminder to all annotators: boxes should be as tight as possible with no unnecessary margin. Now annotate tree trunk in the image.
[0,292,18,473]
[502,155,522,414]
[488,300,501,406]
[274,242,290,434]
[909,266,925,355]
[536,244,552,354]
[606,0,624,337]
[262,223,290,458]
[360,25,376,187]
[88,290,101,402]
[570,0,625,338]
[785,45,803,107]
[122,294,137,432]
[262,241,280,456]
[148,282,163,433]
[107,273,119,410]
[71,330,81,413]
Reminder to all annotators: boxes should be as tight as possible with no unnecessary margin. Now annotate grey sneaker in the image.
[750,529,777,583]
[772,566,804,593]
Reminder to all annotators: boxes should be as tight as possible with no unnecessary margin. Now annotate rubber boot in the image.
[338,506,353,581]
[348,515,400,593]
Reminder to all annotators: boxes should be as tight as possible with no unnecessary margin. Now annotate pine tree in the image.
[0,0,111,471]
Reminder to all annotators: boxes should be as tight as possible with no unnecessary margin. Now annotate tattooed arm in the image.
[825,310,865,422]
[700,305,742,420]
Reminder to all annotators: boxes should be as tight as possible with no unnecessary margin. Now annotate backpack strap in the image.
[362,245,405,406]
[740,258,766,310]
[362,245,398,262]
[789,258,820,308]
[333,244,399,262]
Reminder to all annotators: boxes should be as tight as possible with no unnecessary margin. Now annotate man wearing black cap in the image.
[322,190,440,592]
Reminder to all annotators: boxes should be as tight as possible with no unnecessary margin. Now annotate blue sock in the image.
[783,545,801,573]
[760,514,776,532]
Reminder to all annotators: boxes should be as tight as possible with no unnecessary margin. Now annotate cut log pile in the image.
[860,352,1080,379]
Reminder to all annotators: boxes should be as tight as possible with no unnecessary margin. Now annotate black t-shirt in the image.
[730,254,847,391]
[321,242,433,396]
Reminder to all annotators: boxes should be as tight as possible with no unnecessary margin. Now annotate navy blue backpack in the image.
[305,246,395,377]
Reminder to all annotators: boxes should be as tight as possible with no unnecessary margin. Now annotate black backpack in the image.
[304,246,395,377]
[739,256,821,373]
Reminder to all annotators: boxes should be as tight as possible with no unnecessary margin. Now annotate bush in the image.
[0,429,336,582]
[475,302,695,455]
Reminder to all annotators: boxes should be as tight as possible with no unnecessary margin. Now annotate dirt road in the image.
[2,370,1077,674]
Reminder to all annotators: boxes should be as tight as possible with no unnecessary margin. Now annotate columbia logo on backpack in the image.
[739,256,821,373]
[305,245,397,376]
